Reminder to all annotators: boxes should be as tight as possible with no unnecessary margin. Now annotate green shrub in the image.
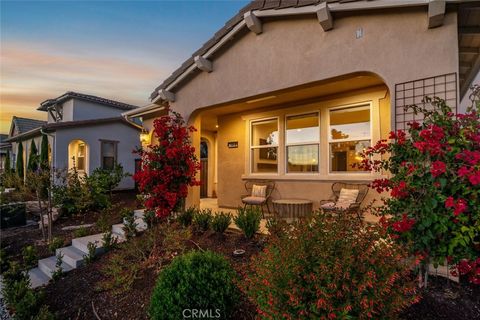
[265,217,289,239]
[149,250,238,320]
[192,209,212,232]
[83,242,98,265]
[102,230,117,251]
[73,226,89,238]
[177,207,196,227]
[246,213,418,319]
[48,237,64,253]
[122,209,137,239]
[234,207,262,239]
[211,212,231,234]
[22,245,38,269]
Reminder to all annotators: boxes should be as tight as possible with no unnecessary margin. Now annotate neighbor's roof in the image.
[5,116,141,143]
[38,91,139,111]
[11,116,47,135]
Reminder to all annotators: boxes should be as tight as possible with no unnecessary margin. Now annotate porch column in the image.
[185,114,201,208]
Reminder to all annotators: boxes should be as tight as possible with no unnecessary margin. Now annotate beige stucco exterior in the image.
[141,7,459,210]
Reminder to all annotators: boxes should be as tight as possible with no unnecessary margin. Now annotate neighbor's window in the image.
[250,119,278,173]
[286,112,320,173]
[77,143,86,171]
[101,140,117,170]
[329,105,371,172]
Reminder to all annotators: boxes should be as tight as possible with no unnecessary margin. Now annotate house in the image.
[124,0,480,209]
[0,134,12,173]
[6,92,142,189]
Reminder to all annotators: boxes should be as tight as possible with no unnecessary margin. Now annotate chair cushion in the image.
[242,196,266,205]
[252,184,267,198]
[336,188,359,209]
[320,202,336,210]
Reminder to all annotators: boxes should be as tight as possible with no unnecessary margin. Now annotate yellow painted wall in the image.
[216,86,389,210]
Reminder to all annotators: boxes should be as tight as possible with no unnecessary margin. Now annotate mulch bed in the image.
[42,227,261,320]
[12,215,478,320]
[1,191,139,266]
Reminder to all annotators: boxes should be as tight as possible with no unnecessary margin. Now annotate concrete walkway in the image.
[27,210,147,288]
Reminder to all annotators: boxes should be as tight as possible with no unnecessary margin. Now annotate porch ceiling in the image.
[458,2,480,98]
[200,73,385,131]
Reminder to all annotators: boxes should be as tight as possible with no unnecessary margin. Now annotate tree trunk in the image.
[36,189,46,241]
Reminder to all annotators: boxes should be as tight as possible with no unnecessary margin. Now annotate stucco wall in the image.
[72,99,125,121]
[216,87,389,210]
[53,123,140,189]
[169,9,457,122]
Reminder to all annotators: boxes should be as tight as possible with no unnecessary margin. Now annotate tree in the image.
[27,140,38,172]
[5,150,11,173]
[39,135,49,170]
[133,110,200,218]
[16,142,24,180]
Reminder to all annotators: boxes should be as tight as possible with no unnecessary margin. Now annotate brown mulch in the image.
[42,227,261,320]
[401,276,480,320]
[1,191,139,265]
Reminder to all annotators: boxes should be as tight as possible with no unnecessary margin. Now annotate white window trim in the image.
[327,102,373,175]
[284,111,321,175]
[249,117,280,175]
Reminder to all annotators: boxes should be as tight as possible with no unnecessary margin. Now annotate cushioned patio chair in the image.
[319,182,369,221]
[241,180,275,218]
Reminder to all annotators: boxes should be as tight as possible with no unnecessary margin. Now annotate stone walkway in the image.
[28,210,147,288]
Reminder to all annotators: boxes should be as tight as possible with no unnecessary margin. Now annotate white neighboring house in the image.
[6,92,142,189]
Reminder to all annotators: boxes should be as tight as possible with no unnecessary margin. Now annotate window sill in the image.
[241,173,383,182]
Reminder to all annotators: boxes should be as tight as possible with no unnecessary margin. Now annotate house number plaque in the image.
[227,141,238,148]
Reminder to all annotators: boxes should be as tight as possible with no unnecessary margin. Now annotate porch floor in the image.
[199,198,379,234]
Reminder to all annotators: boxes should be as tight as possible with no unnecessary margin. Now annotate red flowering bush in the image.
[358,90,480,285]
[134,110,200,218]
[245,213,418,319]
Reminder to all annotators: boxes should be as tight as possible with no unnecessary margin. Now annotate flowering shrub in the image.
[358,91,480,284]
[245,213,417,319]
[134,110,200,218]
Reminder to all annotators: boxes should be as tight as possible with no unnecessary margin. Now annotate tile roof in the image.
[12,117,47,135]
[38,91,139,111]
[150,0,368,100]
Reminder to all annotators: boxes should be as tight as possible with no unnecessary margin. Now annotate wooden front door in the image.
[200,141,208,198]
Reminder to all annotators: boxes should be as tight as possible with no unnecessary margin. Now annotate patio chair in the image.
[241,180,275,218]
[319,182,369,221]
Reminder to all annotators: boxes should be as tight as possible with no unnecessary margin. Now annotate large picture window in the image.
[101,140,117,170]
[250,119,278,173]
[329,105,371,172]
[286,112,319,173]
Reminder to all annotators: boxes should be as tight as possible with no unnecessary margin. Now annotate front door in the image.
[200,141,208,198]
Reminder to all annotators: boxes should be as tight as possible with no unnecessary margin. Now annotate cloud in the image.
[1,41,175,133]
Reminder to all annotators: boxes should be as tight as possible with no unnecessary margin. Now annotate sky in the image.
[0,0,249,134]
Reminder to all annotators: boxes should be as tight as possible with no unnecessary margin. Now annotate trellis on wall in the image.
[395,73,457,131]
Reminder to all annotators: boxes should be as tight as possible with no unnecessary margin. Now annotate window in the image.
[286,112,319,173]
[250,119,278,173]
[101,140,117,170]
[329,105,371,172]
[77,143,86,171]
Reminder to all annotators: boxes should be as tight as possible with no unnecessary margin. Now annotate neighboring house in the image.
[124,0,480,209]
[6,92,142,189]
[0,134,12,173]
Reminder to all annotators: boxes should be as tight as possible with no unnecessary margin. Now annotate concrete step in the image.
[28,267,50,288]
[72,233,105,255]
[121,217,148,232]
[111,223,126,237]
[134,209,145,219]
[111,232,127,243]
[56,246,86,268]
[38,256,74,278]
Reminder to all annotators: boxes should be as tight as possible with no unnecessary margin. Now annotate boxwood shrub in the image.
[149,250,238,320]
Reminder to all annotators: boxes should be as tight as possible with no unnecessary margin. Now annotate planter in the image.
[1,202,27,229]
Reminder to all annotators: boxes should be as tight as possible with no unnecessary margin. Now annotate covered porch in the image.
[192,72,390,223]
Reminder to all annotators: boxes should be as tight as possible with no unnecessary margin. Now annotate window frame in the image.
[99,139,118,170]
[284,111,321,175]
[327,102,373,174]
[249,117,280,175]
[76,142,86,172]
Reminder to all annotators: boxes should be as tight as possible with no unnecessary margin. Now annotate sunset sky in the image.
[0,0,248,134]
